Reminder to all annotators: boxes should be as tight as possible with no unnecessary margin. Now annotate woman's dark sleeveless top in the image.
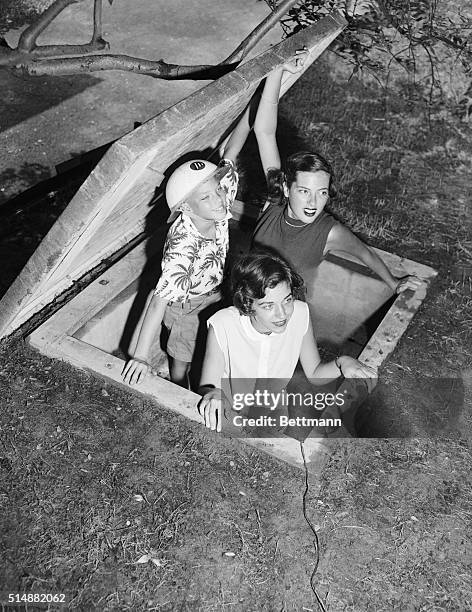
[252,203,338,277]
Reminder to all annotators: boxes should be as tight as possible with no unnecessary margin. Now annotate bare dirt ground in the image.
[1,3,472,612]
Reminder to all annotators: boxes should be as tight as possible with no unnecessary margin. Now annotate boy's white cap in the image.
[166,159,227,223]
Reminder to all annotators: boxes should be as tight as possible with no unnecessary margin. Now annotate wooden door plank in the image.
[0,13,347,339]
[29,333,333,474]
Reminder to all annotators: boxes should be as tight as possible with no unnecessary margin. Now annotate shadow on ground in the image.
[0,71,101,133]
[0,163,51,205]
[357,375,467,438]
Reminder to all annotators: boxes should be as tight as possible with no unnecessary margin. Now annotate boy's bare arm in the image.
[222,104,252,164]
[122,294,168,385]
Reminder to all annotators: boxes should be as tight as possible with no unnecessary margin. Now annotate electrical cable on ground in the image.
[300,441,328,612]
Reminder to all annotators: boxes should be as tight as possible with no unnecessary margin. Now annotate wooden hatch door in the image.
[0,12,347,340]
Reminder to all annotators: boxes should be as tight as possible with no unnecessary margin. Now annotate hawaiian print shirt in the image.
[154,160,238,302]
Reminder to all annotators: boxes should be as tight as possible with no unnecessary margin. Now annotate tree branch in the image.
[18,0,81,52]
[5,0,298,80]
[0,40,107,65]
[222,0,300,64]
[29,41,109,58]
[12,54,237,80]
[92,0,104,44]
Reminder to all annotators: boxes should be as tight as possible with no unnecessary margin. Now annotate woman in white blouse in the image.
[198,250,377,433]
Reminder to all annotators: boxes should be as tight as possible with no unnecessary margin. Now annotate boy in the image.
[122,154,239,389]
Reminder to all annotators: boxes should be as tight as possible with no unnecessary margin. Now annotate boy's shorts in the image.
[163,289,222,362]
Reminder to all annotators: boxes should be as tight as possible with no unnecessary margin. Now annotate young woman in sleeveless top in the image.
[252,53,421,294]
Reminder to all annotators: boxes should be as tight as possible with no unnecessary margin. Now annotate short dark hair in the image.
[232,249,305,316]
[267,150,336,206]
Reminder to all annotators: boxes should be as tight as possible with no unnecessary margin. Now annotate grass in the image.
[1,348,319,610]
[1,49,472,611]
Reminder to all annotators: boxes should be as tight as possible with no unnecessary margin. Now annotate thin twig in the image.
[18,0,80,52]
[92,0,104,44]
[223,0,300,64]
[11,54,235,80]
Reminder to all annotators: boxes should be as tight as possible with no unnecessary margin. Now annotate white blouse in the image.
[208,300,309,382]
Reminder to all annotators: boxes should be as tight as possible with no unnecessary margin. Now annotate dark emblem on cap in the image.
[190,161,206,171]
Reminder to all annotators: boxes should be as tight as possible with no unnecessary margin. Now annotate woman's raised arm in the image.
[253,67,283,177]
[254,50,309,177]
